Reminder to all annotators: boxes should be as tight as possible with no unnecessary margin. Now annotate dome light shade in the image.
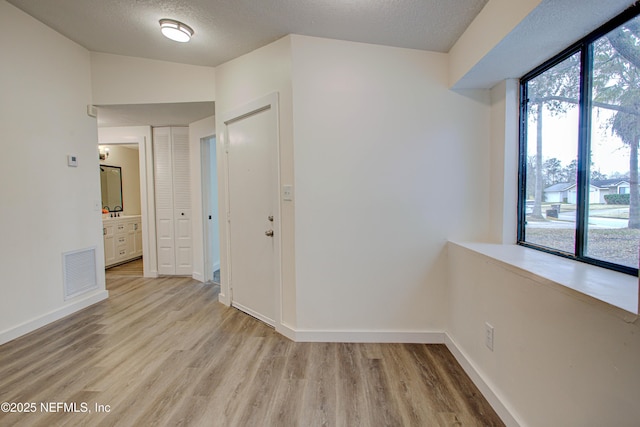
[159,19,193,43]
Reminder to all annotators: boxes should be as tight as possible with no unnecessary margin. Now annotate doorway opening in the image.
[96,102,215,280]
[201,135,221,284]
[98,142,144,276]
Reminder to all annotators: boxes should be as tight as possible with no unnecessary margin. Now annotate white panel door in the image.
[226,99,278,325]
[154,127,176,275]
[174,210,192,274]
[171,127,192,275]
[154,127,192,276]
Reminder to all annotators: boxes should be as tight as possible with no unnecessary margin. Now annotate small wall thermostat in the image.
[67,154,78,167]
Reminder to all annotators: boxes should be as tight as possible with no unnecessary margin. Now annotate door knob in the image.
[265,230,274,237]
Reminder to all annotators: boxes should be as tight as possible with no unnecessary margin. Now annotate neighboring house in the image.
[544,178,631,204]
[544,182,573,203]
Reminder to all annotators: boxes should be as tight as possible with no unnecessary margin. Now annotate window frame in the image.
[517,4,640,277]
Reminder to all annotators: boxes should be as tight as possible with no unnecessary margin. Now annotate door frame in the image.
[98,126,157,278]
[220,92,281,327]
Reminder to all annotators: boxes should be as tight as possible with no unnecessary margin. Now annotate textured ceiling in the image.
[10,0,634,126]
[6,0,488,67]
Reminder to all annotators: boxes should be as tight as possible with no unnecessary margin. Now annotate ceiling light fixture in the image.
[159,19,194,43]
[99,147,110,161]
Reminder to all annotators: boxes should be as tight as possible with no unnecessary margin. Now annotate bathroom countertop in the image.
[102,214,141,221]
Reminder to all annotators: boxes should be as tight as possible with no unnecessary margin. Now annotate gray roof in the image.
[544,183,573,192]
[591,178,629,188]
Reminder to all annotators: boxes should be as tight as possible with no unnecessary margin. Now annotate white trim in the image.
[275,322,297,341]
[0,290,109,345]
[281,328,445,344]
[444,332,523,427]
[231,302,275,327]
[192,272,205,282]
[218,292,230,306]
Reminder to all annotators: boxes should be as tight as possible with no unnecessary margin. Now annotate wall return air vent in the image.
[63,247,98,300]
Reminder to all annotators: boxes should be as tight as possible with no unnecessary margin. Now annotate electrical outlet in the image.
[485,322,494,351]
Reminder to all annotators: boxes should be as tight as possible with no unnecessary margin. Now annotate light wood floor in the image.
[105,258,144,278]
[0,272,504,427]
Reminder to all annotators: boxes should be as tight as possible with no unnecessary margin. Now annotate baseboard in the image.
[444,332,522,427]
[279,327,446,343]
[0,290,109,345]
[218,292,230,306]
[232,302,275,326]
[192,271,204,283]
[144,269,158,278]
[276,322,297,341]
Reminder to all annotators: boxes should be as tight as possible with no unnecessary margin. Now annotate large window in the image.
[519,5,640,276]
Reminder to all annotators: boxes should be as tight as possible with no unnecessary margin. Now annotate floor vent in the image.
[63,247,98,300]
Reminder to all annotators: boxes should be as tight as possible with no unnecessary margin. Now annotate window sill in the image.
[449,241,639,319]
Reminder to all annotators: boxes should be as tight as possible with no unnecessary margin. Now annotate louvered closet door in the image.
[154,127,176,275]
[171,127,192,275]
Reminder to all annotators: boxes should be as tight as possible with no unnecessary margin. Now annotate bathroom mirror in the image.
[100,165,123,212]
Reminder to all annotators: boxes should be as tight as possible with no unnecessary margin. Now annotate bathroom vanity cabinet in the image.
[103,215,142,267]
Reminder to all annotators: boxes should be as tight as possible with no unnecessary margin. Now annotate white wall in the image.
[214,36,296,329]
[99,145,141,215]
[291,35,491,335]
[0,1,108,343]
[90,52,216,105]
[447,242,640,426]
[213,35,491,338]
[488,80,519,244]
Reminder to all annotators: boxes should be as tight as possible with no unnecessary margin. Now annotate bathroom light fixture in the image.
[159,19,194,43]
[99,147,110,161]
